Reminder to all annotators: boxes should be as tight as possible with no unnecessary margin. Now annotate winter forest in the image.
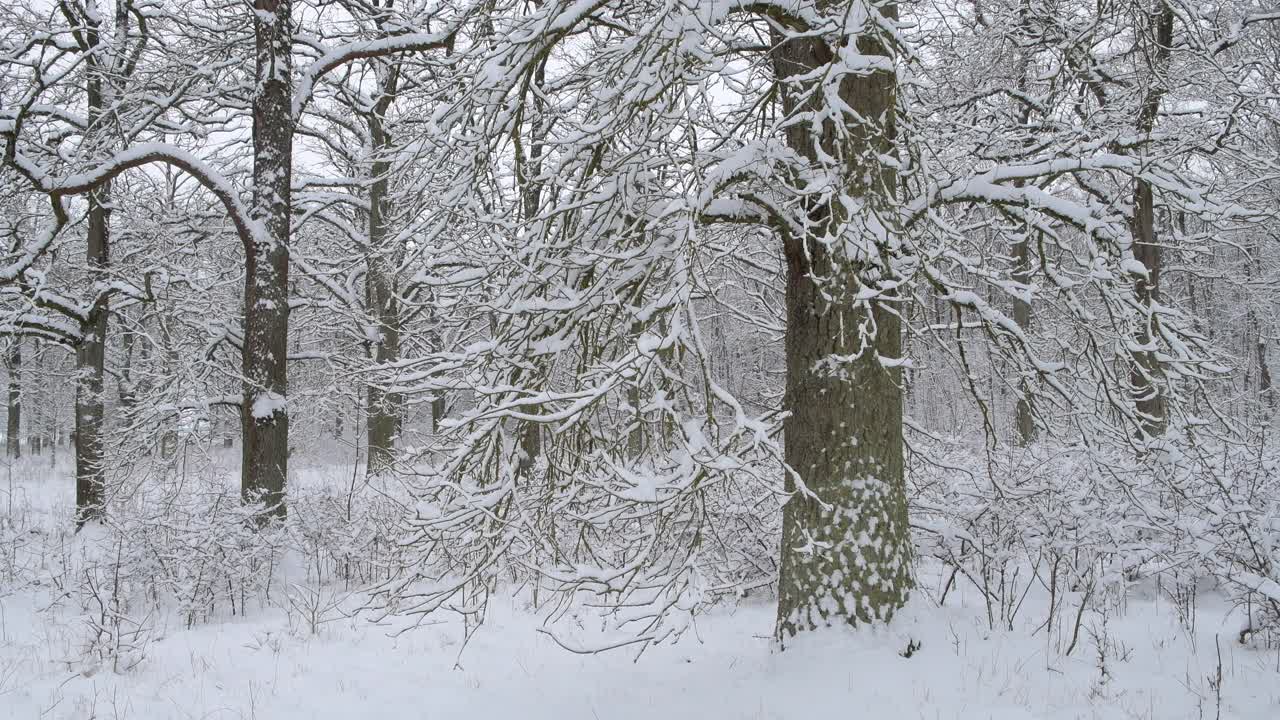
[1,0,1280,717]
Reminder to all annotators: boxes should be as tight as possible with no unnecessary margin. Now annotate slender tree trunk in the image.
[6,343,19,459]
[1011,0,1036,446]
[1258,333,1273,411]
[118,312,137,409]
[1012,235,1035,444]
[628,384,644,458]
[1128,3,1173,440]
[1130,177,1167,437]
[1246,305,1273,420]
[509,55,548,481]
[773,3,913,642]
[431,395,445,433]
[1247,238,1273,417]
[627,321,644,458]
[241,0,293,518]
[159,316,179,459]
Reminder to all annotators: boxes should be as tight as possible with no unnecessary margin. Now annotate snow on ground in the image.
[5,591,1276,720]
[1,460,1278,719]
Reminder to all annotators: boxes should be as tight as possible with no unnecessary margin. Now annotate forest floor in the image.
[1,458,1278,719]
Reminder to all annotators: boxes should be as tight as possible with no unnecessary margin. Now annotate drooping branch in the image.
[293,27,462,120]
[3,141,260,253]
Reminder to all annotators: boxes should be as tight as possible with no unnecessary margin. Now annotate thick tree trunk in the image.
[364,198,401,473]
[364,75,403,475]
[365,260,401,473]
[241,0,293,519]
[75,185,109,524]
[772,4,913,641]
[6,344,19,459]
[518,422,540,478]
[75,10,110,525]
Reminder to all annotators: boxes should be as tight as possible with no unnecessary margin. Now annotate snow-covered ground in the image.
[1,461,1277,719]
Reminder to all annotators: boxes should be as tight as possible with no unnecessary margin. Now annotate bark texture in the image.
[365,105,402,475]
[1012,235,1035,444]
[75,7,110,525]
[430,395,445,433]
[1128,2,1173,440]
[241,0,293,518]
[1011,0,1037,446]
[6,344,19,459]
[75,184,109,524]
[772,3,913,641]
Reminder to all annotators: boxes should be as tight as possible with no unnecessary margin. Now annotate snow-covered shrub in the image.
[908,430,1280,648]
[0,448,425,678]
[285,478,404,589]
[75,535,154,675]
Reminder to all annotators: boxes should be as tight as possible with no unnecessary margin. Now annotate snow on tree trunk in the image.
[773,2,913,641]
[1012,234,1036,445]
[1250,236,1273,414]
[75,11,110,526]
[365,114,401,475]
[1129,3,1173,441]
[430,394,445,434]
[6,344,19,459]
[365,261,401,473]
[1130,176,1166,439]
[241,0,293,519]
[1011,1,1037,447]
[75,184,109,525]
